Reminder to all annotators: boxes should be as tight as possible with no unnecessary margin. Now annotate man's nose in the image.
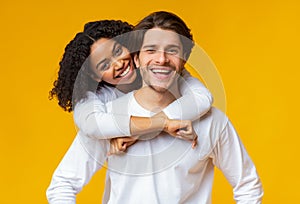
[155,51,169,64]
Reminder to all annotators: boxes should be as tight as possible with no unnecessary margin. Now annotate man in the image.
[104,11,263,203]
[47,11,263,203]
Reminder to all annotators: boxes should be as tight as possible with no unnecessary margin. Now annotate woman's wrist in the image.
[162,117,170,133]
[130,113,168,136]
[152,111,169,132]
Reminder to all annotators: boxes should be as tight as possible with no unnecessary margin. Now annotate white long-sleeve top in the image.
[73,69,213,139]
[47,92,263,204]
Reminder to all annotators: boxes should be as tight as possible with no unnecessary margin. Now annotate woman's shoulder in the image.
[75,85,126,110]
[97,85,124,102]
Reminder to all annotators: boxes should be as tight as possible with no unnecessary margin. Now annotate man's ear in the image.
[180,54,187,68]
[183,53,188,62]
[134,54,140,68]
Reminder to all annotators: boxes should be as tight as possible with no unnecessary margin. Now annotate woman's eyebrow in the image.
[112,42,119,54]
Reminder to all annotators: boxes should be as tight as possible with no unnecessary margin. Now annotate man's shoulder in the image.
[192,107,229,158]
[208,107,228,120]
[195,107,229,134]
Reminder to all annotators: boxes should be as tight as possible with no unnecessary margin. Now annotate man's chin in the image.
[149,85,170,93]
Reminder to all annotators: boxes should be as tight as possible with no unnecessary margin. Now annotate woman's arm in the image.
[75,67,214,141]
[73,91,132,139]
[162,69,213,121]
[74,88,195,140]
[74,92,176,139]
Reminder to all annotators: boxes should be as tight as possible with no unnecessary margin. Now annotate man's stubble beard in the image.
[141,66,183,94]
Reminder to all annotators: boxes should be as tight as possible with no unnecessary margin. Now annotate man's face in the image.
[134,28,186,92]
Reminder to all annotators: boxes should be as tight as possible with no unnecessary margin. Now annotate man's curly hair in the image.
[49,20,133,112]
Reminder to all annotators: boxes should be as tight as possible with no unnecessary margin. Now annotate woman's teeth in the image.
[119,65,130,77]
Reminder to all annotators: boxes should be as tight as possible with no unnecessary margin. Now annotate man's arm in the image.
[212,120,263,203]
[46,134,107,204]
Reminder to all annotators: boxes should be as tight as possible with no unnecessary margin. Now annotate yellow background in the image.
[0,0,299,203]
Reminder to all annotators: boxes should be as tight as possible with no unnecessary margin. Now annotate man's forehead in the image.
[142,28,182,47]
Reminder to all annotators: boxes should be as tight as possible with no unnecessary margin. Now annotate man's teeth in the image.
[119,65,130,77]
[151,69,171,74]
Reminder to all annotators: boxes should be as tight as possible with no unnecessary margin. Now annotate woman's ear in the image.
[134,54,140,68]
[83,63,102,82]
[89,72,102,82]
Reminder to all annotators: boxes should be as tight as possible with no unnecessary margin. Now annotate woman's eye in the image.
[114,46,123,56]
[100,62,110,71]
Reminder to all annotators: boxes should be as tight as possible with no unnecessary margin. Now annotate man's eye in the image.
[167,49,179,54]
[146,49,156,54]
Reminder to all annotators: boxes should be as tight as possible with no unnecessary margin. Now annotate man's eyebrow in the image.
[165,44,181,49]
[141,44,156,49]
[141,44,181,50]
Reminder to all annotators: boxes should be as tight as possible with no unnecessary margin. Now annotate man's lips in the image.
[149,66,175,80]
[151,68,172,74]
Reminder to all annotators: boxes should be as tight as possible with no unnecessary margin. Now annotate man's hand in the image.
[164,119,198,149]
[108,136,138,156]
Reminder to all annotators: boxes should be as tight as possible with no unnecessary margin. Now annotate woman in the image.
[49,20,212,152]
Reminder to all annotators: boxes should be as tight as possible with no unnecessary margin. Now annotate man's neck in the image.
[134,83,180,113]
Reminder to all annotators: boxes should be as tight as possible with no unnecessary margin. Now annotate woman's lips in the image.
[116,62,134,80]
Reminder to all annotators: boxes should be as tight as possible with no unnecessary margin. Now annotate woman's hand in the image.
[108,136,138,156]
[164,119,198,149]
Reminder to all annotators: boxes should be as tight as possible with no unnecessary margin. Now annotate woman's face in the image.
[89,38,137,85]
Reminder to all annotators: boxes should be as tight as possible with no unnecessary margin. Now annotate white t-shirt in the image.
[47,92,263,204]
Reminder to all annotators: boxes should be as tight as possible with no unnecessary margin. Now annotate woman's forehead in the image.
[90,38,114,53]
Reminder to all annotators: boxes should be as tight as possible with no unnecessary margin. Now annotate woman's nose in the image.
[112,59,123,71]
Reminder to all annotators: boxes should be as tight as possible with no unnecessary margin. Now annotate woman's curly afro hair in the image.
[49,20,133,112]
